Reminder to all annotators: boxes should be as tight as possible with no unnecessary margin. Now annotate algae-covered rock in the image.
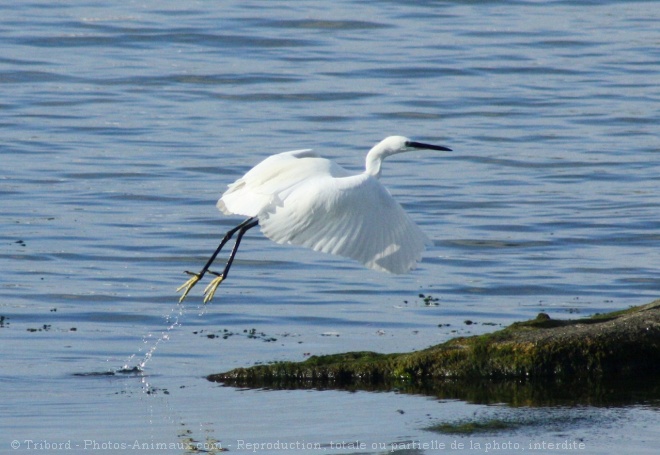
[209,300,660,395]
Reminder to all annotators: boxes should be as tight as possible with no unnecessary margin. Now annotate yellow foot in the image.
[203,274,225,304]
[176,271,201,303]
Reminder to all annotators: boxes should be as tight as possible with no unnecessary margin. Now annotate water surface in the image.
[1,1,658,453]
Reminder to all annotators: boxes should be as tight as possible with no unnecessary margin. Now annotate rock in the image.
[208,300,660,403]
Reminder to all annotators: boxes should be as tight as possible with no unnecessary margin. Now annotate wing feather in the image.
[218,150,430,274]
[217,149,318,217]
[258,173,431,274]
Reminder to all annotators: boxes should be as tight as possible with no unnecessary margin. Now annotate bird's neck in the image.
[365,147,390,178]
[365,154,382,178]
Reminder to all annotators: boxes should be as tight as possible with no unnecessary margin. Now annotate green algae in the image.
[429,418,517,435]
[209,300,660,403]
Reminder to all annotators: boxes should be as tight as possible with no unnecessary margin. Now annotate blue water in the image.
[1,1,658,454]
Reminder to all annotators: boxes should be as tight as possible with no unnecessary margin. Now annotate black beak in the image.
[406,141,452,152]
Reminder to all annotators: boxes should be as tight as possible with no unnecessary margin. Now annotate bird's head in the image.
[365,135,451,177]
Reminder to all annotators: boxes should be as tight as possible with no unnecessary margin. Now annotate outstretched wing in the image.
[257,172,431,274]
[218,149,318,217]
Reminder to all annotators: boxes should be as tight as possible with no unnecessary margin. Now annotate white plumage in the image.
[178,136,451,303]
[218,137,441,274]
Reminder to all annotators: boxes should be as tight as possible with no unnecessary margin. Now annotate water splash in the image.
[120,298,212,393]
[113,302,183,394]
[124,304,185,371]
[196,301,210,318]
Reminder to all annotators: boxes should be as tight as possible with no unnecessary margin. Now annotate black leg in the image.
[209,218,258,281]
[177,217,257,303]
[202,218,258,303]
[192,217,257,280]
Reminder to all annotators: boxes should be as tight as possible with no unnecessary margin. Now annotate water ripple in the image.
[1,0,659,450]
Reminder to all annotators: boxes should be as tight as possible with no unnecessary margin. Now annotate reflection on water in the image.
[213,375,660,408]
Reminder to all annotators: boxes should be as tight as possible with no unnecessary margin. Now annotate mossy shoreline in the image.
[209,300,660,402]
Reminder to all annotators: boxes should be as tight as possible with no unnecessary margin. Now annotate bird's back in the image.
[217,149,351,218]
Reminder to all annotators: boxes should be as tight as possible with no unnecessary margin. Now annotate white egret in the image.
[177,135,451,303]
